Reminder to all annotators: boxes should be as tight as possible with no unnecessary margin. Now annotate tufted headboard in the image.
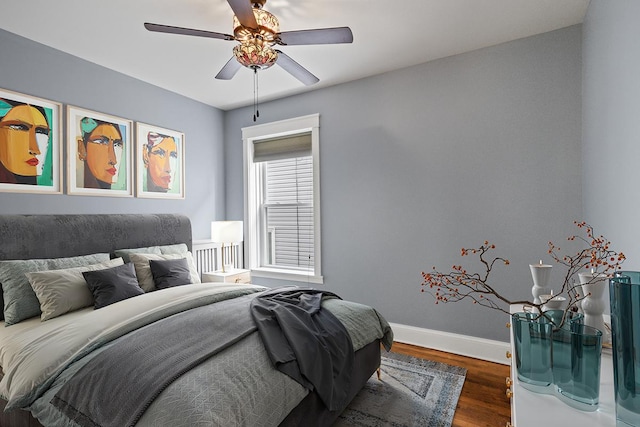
[0,214,192,261]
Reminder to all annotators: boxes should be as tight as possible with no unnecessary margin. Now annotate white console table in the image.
[508,305,616,426]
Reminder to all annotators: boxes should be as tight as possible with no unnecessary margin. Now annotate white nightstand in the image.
[202,269,251,284]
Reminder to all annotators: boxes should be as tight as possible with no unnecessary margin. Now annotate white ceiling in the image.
[0,0,589,111]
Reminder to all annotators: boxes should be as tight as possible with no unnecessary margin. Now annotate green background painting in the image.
[36,106,54,187]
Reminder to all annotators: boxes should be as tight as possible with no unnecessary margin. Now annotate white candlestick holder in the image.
[530,262,552,305]
[578,272,609,343]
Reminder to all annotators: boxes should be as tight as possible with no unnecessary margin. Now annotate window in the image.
[243,114,322,283]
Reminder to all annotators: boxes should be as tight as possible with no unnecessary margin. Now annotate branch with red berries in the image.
[547,221,626,315]
[421,221,625,320]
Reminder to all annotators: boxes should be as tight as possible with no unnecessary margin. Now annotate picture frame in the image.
[67,105,133,197]
[0,88,62,194]
[135,122,185,199]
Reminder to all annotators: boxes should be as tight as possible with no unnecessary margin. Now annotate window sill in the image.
[250,267,324,285]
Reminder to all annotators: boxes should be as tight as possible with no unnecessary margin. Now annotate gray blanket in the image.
[51,293,258,427]
[250,287,354,411]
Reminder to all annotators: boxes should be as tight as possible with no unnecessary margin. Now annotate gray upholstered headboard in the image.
[0,214,192,260]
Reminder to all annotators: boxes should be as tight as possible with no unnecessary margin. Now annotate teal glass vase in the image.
[512,309,602,410]
[512,310,584,394]
[552,323,602,411]
[512,311,554,392]
[610,272,640,426]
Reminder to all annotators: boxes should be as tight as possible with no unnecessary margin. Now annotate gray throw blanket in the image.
[51,293,258,427]
[250,287,354,411]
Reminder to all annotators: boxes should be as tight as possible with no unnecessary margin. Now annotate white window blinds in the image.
[264,157,314,269]
[254,132,314,270]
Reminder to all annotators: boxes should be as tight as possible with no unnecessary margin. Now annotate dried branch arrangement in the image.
[421,221,625,320]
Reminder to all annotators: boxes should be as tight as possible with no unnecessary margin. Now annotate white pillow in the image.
[129,252,200,292]
[26,258,125,321]
[113,243,189,262]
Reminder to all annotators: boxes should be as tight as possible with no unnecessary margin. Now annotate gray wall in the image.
[0,23,585,342]
[583,1,640,269]
[0,29,225,239]
[225,26,583,341]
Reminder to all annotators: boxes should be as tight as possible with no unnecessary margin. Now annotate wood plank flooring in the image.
[389,342,512,427]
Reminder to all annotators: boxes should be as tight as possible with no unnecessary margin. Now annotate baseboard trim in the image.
[389,322,510,365]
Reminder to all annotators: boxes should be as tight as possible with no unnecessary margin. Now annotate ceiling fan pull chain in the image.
[253,67,258,122]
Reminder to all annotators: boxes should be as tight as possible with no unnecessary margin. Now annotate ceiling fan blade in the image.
[227,0,258,29]
[215,57,242,80]
[277,27,353,45]
[275,50,319,86]
[144,23,234,40]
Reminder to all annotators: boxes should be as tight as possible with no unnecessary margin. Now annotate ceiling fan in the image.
[144,0,354,86]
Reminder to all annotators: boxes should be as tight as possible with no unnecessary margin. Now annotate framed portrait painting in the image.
[0,88,62,194]
[136,122,185,199]
[67,106,133,197]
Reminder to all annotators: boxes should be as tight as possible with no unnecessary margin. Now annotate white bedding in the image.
[0,283,267,408]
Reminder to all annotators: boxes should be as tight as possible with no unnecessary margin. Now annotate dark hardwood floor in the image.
[389,342,512,427]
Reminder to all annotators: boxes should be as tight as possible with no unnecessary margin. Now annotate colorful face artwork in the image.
[0,102,50,184]
[77,117,124,189]
[143,132,178,192]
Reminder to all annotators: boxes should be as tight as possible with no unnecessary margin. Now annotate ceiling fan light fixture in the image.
[145,0,354,97]
[233,39,278,69]
[232,8,279,42]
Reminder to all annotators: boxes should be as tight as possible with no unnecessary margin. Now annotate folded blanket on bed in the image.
[51,293,259,427]
[251,287,354,411]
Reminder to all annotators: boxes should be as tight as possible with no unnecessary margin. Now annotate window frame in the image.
[242,114,323,284]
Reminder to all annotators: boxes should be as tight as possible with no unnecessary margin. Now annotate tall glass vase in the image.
[512,311,554,393]
[552,323,602,411]
[610,272,640,426]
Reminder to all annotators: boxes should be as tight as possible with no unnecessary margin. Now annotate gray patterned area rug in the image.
[335,351,467,427]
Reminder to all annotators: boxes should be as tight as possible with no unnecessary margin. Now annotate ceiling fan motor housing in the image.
[232,7,279,42]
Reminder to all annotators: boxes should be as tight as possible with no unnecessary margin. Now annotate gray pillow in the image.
[26,258,125,321]
[129,252,201,292]
[83,263,144,309]
[113,244,188,262]
[1,253,110,326]
[149,258,192,289]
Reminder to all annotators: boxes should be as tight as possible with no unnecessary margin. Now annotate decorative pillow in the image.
[113,243,188,262]
[129,252,201,292]
[26,258,125,321]
[113,246,162,263]
[1,253,110,326]
[82,263,144,309]
[149,258,192,290]
[158,243,189,255]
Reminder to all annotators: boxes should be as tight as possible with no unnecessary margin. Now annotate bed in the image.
[0,214,393,427]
